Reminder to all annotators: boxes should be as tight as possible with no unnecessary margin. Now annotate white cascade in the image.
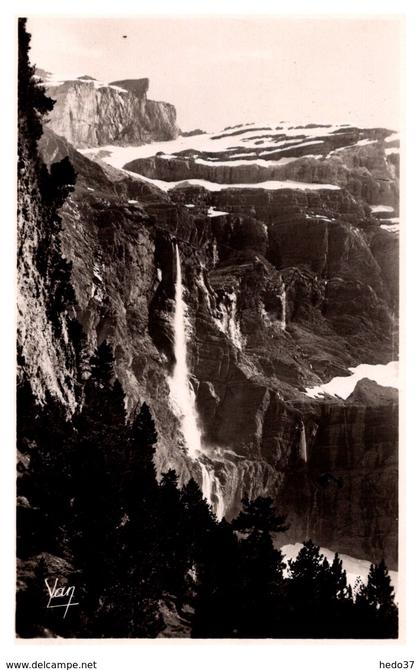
[227,292,243,349]
[214,291,243,350]
[280,283,287,331]
[214,476,225,520]
[299,422,307,463]
[168,243,202,458]
[168,242,225,519]
[199,462,225,520]
[212,238,219,267]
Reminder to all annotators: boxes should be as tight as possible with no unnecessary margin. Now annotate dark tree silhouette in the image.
[232,496,289,534]
[354,560,398,638]
[194,495,289,638]
[191,519,241,638]
[157,469,191,600]
[18,19,54,157]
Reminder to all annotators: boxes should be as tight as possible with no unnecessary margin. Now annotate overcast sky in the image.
[27,16,402,132]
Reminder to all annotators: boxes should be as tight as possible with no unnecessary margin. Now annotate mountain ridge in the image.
[36,70,179,148]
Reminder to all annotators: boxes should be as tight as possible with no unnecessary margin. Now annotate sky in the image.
[28,16,402,133]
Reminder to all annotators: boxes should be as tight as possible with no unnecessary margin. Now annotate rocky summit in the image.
[19,92,399,569]
[35,70,179,148]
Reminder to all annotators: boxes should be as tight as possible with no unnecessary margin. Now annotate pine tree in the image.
[18,19,54,160]
[229,496,288,637]
[80,341,126,431]
[97,402,164,637]
[180,478,217,553]
[130,403,158,471]
[328,553,349,600]
[286,540,331,637]
[157,469,190,600]
[69,344,127,633]
[232,495,289,534]
[285,542,362,638]
[89,341,115,387]
[354,560,398,638]
[191,519,241,638]
[235,527,286,637]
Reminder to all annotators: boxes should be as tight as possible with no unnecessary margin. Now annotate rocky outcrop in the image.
[125,144,397,207]
[39,74,178,148]
[17,129,77,410]
[278,382,398,567]
[123,126,399,207]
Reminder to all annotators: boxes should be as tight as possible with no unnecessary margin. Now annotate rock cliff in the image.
[37,72,178,148]
[22,115,399,568]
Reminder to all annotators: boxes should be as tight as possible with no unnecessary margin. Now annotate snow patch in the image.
[380,217,399,224]
[207,206,229,218]
[281,543,398,602]
[356,138,377,147]
[370,204,394,214]
[195,156,301,168]
[385,132,400,143]
[43,73,129,94]
[81,123,371,168]
[126,175,341,193]
[304,361,398,400]
[380,224,399,233]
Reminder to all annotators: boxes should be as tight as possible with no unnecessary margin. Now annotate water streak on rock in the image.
[280,283,287,332]
[299,422,307,463]
[168,243,225,518]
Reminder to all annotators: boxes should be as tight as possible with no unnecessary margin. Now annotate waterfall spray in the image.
[168,243,202,458]
[299,421,307,463]
[168,242,225,519]
[280,283,287,332]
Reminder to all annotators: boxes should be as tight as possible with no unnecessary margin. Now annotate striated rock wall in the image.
[124,138,398,207]
[124,135,398,207]
[278,382,398,567]
[41,76,178,148]
[17,131,78,410]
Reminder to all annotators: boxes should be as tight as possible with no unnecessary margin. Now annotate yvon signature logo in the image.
[45,578,79,618]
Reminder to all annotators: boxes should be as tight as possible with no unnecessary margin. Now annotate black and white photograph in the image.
[10,7,408,649]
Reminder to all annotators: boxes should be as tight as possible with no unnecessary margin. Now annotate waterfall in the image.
[199,462,213,503]
[199,462,225,520]
[214,291,243,350]
[299,422,307,463]
[212,238,219,267]
[168,242,225,519]
[280,283,287,331]
[227,292,243,349]
[168,243,202,458]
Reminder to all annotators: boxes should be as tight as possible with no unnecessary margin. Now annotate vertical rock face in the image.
[38,73,178,148]
[29,120,399,568]
[17,130,77,410]
[278,383,398,568]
